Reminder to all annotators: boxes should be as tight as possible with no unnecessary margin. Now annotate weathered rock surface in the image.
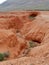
[0,11,49,65]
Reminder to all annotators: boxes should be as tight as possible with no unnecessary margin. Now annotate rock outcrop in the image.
[0,11,49,65]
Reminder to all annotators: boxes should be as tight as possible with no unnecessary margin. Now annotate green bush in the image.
[0,53,4,61]
[29,41,37,48]
[0,51,10,61]
[29,14,35,20]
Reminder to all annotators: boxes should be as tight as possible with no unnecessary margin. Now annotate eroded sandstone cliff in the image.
[0,11,49,65]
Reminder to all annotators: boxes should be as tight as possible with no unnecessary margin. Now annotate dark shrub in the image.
[29,41,37,48]
[0,53,4,61]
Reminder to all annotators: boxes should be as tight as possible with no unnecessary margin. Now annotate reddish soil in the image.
[0,11,49,65]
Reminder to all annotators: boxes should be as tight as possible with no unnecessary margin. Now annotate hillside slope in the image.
[0,11,49,65]
[0,0,49,11]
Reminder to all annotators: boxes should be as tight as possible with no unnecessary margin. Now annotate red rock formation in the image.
[0,11,49,65]
[0,29,28,59]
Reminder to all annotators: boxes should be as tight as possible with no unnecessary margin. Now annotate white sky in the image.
[0,0,7,4]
